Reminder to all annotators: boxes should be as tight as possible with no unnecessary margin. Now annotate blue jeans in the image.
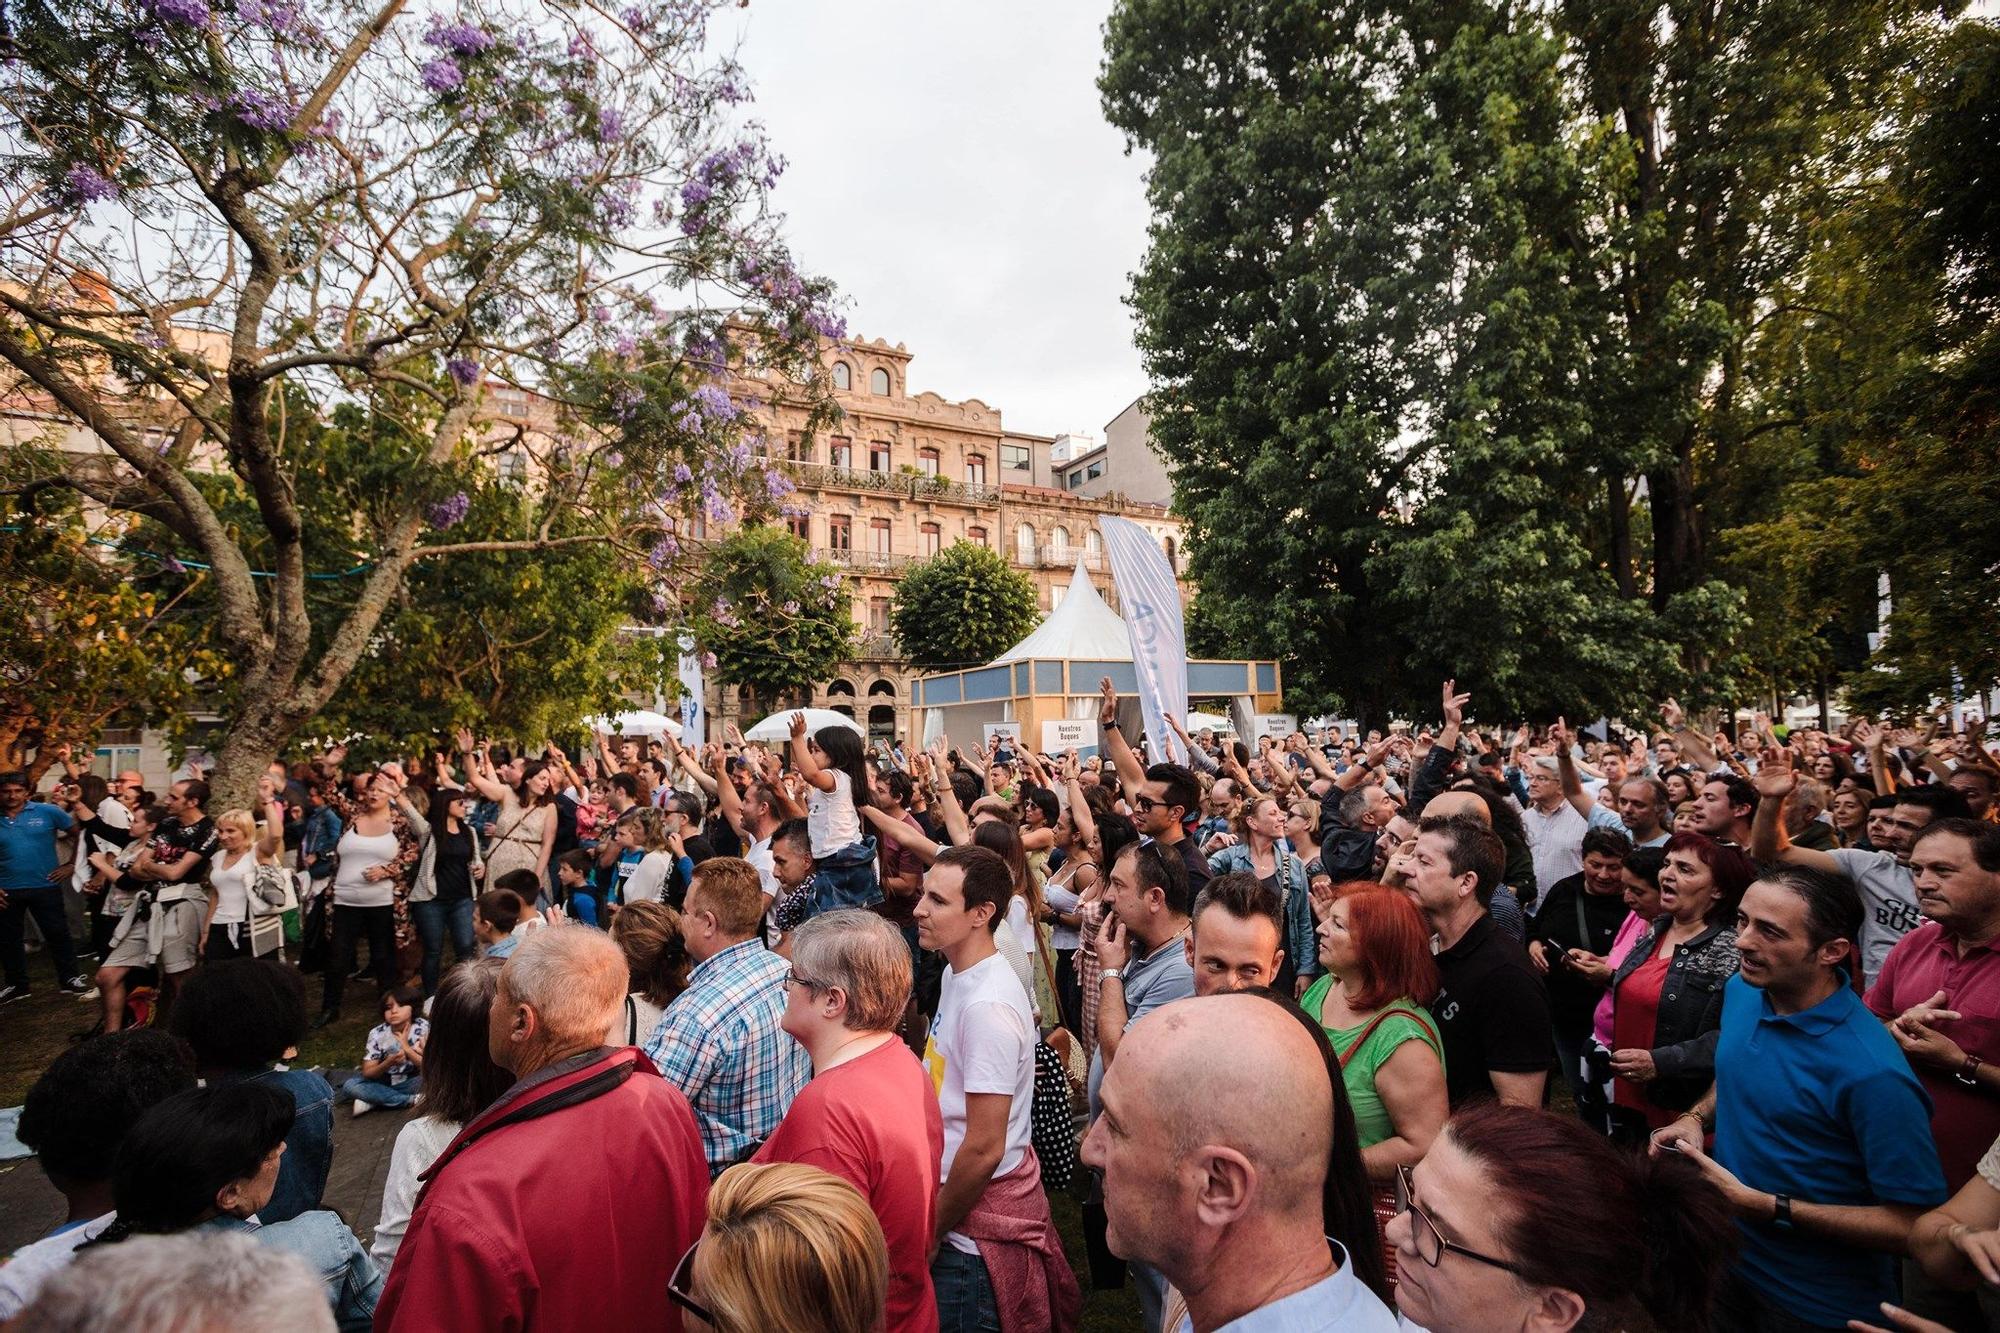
[409,897,476,995]
[342,1075,421,1108]
[811,837,882,915]
[930,1246,1000,1333]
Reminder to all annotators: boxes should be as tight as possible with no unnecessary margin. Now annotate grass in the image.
[1050,1185,1148,1332]
[1,968,392,1106]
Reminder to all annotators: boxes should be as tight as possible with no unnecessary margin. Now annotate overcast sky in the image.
[719,1,1153,440]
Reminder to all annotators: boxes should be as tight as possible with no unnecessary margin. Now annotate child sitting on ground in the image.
[344,985,427,1117]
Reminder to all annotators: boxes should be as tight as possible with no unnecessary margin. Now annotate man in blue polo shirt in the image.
[0,772,87,1003]
[1653,864,1947,1331]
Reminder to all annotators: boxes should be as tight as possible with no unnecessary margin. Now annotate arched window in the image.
[920,522,941,557]
[868,678,896,698]
[831,361,851,391]
[869,367,890,396]
[827,678,856,699]
[967,526,988,547]
[1050,525,1071,553]
[917,447,940,477]
[1085,529,1102,556]
[1163,535,1177,563]
[867,703,895,739]
[1015,522,1036,562]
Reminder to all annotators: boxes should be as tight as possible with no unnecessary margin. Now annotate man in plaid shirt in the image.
[644,857,810,1175]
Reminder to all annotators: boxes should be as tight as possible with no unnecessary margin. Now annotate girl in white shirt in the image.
[786,713,879,915]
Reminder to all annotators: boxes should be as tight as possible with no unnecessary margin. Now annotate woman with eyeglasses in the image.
[1388,1102,1733,1332]
[668,1162,887,1333]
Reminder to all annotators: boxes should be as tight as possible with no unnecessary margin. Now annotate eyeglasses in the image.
[782,970,826,993]
[1393,1165,1524,1275]
[666,1240,714,1325]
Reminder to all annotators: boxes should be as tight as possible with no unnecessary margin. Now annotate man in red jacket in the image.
[376,926,710,1332]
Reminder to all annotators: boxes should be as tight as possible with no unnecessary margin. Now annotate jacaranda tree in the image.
[0,0,840,806]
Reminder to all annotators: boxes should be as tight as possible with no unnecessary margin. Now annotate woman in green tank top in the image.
[1302,884,1450,1183]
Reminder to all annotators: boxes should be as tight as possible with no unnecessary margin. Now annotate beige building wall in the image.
[714,336,1190,744]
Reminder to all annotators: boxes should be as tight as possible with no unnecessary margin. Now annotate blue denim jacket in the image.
[1205,841,1319,982]
[200,1211,381,1331]
[302,806,343,882]
[209,1067,334,1224]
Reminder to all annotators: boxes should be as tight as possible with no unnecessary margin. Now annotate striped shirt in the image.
[644,938,811,1175]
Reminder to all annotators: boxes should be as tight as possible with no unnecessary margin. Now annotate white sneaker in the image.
[78,987,101,1001]
[352,1100,374,1119]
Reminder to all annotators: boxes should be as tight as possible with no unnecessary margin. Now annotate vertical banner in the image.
[1098,515,1188,766]
[676,633,707,748]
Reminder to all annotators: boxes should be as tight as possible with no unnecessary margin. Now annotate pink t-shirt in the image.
[1592,911,1654,1047]
[754,1038,945,1333]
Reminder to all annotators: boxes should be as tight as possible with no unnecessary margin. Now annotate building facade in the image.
[713,336,1189,744]
[1055,396,1176,508]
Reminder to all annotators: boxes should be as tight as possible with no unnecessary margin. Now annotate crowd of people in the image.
[2,681,1999,1333]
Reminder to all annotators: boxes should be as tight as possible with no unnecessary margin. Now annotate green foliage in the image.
[890,542,1042,670]
[1101,0,1969,725]
[0,480,225,776]
[689,527,853,710]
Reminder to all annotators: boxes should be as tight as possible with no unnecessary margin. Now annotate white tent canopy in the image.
[994,561,1133,662]
[743,708,866,744]
[586,709,682,738]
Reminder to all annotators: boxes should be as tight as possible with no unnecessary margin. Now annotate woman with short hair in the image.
[668,1162,887,1333]
[86,1082,381,1330]
[200,800,285,963]
[1388,1102,1733,1333]
[1208,794,1316,995]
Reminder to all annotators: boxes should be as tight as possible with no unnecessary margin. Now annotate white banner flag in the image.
[676,633,706,749]
[1098,515,1188,766]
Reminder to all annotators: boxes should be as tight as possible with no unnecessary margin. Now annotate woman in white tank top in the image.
[201,798,284,962]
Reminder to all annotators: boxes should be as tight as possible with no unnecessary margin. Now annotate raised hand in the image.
[454,728,476,755]
[1441,679,1469,728]
[1752,748,1798,800]
[1660,698,1685,731]
[1852,718,1882,749]
[788,712,808,741]
[1098,677,1119,728]
[1549,716,1570,750]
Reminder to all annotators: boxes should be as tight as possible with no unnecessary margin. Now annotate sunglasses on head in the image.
[666,1240,713,1325]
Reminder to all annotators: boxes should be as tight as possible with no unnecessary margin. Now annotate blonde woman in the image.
[667,1163,887,1333]
[200,797,285,962]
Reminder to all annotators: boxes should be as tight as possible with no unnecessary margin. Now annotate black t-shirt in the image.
[1433,913,1553,1108]
[432,824,474,903]
[1532,874,1631,1034]
[1154,832,1211,896]
[151,816,220,885]
[708,818,743,860]
[551,793,580,858]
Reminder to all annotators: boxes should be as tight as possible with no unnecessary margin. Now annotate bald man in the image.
[378,927,710,1332]
[1081,995,1398,1331]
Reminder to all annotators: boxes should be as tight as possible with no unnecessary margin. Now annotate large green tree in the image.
[689,526,853,713]
[0,0,840,807]
[891,541,1041,670]
[1102,0,1960,724]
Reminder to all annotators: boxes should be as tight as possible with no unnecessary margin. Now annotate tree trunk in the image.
[1606,472,1636,599]
[205,678,313,813]
[1647,438,1704,611]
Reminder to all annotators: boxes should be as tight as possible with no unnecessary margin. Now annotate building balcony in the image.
[778,459,1000,506]
[817,546,916,575]
[856,633,901,661]
[1013,545,1105,571]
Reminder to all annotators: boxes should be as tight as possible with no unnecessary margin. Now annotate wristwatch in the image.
[1772,1193,1794,1229]
[1100,968,1124,986]
[1959,1055,1985,1087]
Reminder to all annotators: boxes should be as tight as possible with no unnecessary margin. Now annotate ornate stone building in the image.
[711,336,1189,743]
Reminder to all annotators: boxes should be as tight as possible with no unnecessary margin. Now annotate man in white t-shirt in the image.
[1521,754,1588,908]
[915,845,1080,1330]
[1752,753,1972,985]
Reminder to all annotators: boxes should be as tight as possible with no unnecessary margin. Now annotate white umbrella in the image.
[743,708,865,743]
[587,709,683,738]
[1186,712,1233,734]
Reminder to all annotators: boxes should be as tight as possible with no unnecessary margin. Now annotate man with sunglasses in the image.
[1098,678,1211,894]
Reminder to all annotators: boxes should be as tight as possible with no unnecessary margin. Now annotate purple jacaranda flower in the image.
[426,491,471,529]
[693,384,739,424]
[672,462,694,485]
[763,469,794,500]
[135,24,167,48]
[725,440,751,470]
[232,88,297,131]
[613,333,638,358]
[597,108,624,142]
[64,164,118,204]
[705,493,734,526]
[421,57,463,93]
[818,573,841,591]
[143,0,210,26]
[446,357,480,386]
[424,20,493,54]
[239,0,303,34]
[162,555,188,574]
[781,600,800,616]
[700,651,717,671]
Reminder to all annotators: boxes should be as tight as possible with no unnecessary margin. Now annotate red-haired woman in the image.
[1388,1102,1733,1333]
[1304,885,1449,1182]
[1604,831,1756,1144]
[1304,884,1449,1286]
